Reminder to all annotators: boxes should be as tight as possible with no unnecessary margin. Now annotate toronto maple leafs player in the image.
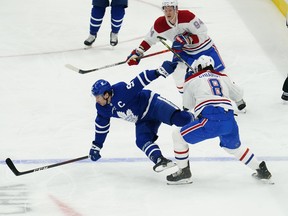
[165,55,272,184]
[84,0,128,46]
[89,61,193,172]
[126,0,246,111]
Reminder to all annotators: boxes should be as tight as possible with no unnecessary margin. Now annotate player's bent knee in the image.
[171,110,193,126]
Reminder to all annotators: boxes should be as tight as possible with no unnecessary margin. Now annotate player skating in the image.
[126,0,246,111]
[165,55,272,184]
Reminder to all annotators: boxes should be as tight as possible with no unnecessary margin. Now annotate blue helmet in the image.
[91,79,112,96]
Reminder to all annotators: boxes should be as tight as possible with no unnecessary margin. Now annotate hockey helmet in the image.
[91,79,112,96]
[191,55,215,73]
[162,0,178,9]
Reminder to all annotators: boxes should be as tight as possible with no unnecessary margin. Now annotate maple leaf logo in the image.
[117,109,138,123]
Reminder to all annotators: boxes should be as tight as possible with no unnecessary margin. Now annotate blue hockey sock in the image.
[90,6,106,35]
[110,6,125,33]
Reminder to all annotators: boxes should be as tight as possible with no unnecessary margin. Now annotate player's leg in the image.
[110,0,127,46]
[147,94,192,127]
[220,118,272,180]
[166,128,192,184]
[84,0,109,46]
[166,118,214,184]
[135,121,176,172]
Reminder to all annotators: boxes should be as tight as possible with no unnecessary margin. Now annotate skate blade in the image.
[154,162,177,173]
[252,174,275,185]
[84,46,93,50]
[167,178,193,185]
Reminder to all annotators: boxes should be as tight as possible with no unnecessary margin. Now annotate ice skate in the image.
[281,92,288,101]
[84,34,96,46]
[110,32,118,46]
[252,161,274,184]
[166,162,192,185]
[153,156,176,172]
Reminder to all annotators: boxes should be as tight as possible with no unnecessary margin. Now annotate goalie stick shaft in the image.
[65,49,170,74]
[157,36,194,71]
[5,156,89,176]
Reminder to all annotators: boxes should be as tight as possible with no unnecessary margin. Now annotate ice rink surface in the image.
[1,0,288,215]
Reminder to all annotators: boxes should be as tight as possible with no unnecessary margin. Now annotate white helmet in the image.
[191,55,215,73]
[162,0,178,9]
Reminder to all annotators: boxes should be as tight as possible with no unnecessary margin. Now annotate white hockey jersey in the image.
[183,70,243,117]
[139,10,213,55]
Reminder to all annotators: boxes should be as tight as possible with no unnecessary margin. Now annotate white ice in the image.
[1,0,288,215]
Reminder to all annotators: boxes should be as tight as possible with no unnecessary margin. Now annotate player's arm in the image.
[223,76,244,105]
[89,112,110,161]
[126,22,162,66]
[127,61,178,94]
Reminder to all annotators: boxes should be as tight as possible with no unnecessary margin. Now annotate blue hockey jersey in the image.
[93,69,171,148]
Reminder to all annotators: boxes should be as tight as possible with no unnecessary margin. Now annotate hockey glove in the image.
[156,61,178,78]
[127,49,144,66]
[89,141,102,161]
[172,34,193,51]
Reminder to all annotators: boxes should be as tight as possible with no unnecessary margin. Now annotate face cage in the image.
[162,5,178,11]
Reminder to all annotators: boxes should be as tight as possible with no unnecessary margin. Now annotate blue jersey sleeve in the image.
[93,104,111,148]
[128,69,159,92]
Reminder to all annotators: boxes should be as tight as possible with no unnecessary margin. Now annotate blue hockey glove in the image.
[172,34,193,51]
[89,141,102,161]
[127,49,144,66]
[156,61,178,78]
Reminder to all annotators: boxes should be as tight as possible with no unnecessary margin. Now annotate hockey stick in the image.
[65,49,170,74]
[157,36,194,71]
[5,156,89,176]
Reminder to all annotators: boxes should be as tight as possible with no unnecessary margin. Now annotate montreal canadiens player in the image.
[89,61,193,173]
[165,55,272,184]
[126,0,246,111]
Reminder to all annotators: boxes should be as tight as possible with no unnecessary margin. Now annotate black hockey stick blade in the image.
[5,156,89,176]
[5,158,21,176]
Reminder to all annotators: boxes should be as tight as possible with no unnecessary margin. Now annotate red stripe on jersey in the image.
[194,99,231,111]
[181,119,208,136]
[178,10,195,24]
[185,69,227,83]
[240,148,249,161]
[154,16,171,33]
